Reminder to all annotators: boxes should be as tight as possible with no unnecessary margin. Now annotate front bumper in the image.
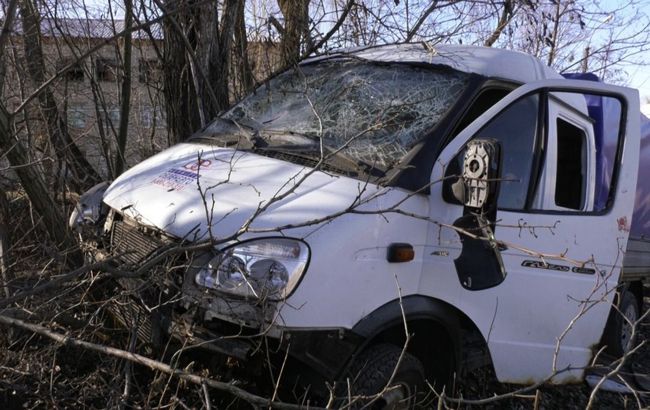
[110,287,362,394]
[84,211,364,390]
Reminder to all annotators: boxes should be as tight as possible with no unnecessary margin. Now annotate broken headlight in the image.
[69,181,110,229]
[195,238,309,300]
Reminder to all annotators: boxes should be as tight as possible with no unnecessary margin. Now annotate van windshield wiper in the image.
[254,129,320,149]
[324,146,386,178]
[254,130,385,177]
[190,117,264,147]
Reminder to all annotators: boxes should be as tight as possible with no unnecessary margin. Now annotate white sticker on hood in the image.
[152,168,197,191]
[152,159,216,191]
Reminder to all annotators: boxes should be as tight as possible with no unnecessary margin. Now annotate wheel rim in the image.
[620,303,638,353]
[377,383,412,410]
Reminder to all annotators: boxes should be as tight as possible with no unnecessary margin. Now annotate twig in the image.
[586,308,650,409]
[0,260,116,310]
[271,343,291,405]
[405,1,438,41]
[202,383,212,410]
[302,0,355,58]
[354,275,412,409]
[0,314,325,410]
[120,319,139,409]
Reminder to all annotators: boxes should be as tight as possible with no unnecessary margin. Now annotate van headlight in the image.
[195,238,310,300]
[69,182,110,229]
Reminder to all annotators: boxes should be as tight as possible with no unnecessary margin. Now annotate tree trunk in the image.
[208,0,242,112]
[114,0,133,177]
[0,0,19,91]
[162,0,206,141]
[0,103,79,262]
[0,0,78,264]
[0,188,12,299]
[484,0,514,47]
[19,0,101,192]
[546,1,562,66]
[233,0,254,96]
[161,0,241,142]
[278,0,310,66]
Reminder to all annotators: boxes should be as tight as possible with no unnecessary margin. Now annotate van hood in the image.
[103,143,378,240]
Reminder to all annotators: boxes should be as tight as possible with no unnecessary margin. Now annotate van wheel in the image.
[603,289,639,357]
[343,343,425,409]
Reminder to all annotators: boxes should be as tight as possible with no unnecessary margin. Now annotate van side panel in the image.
[624,114,650,281]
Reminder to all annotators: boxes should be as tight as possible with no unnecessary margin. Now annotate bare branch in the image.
[0,314,325,410]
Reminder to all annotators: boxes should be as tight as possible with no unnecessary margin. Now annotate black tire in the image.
[602,289,640,357]
[342,343,426,409]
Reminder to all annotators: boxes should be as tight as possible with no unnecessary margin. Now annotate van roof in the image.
[305,43,563,84]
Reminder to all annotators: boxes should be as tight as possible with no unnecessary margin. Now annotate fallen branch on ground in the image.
[0,314,325,410]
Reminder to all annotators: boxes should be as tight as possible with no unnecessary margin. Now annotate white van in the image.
[71,43,647,407]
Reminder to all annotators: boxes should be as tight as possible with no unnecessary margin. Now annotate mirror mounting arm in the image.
[452,138,501,213]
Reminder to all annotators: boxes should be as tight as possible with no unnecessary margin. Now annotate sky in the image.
[628,65,650,104]
[598,0,650,103]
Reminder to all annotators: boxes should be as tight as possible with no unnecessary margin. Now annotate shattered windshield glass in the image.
[207,60,470,171]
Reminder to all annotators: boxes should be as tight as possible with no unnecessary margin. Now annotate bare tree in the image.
[277,0,310,65]
[18,0,101,191]
[0,0,79,258]
[483,0,515,47]
[160,0,240,142]
[114,0,134,176]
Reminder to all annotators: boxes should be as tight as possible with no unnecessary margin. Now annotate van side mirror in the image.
[450,139,500,210]
[446,138,505,290]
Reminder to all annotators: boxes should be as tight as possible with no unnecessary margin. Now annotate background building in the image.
[3,17,167,179]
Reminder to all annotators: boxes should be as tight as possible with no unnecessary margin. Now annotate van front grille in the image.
[110,220,162,266]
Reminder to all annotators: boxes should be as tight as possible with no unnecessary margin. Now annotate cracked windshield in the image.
[209,60,470,172]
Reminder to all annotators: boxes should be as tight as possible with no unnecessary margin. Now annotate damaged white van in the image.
[71,43,649,406]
